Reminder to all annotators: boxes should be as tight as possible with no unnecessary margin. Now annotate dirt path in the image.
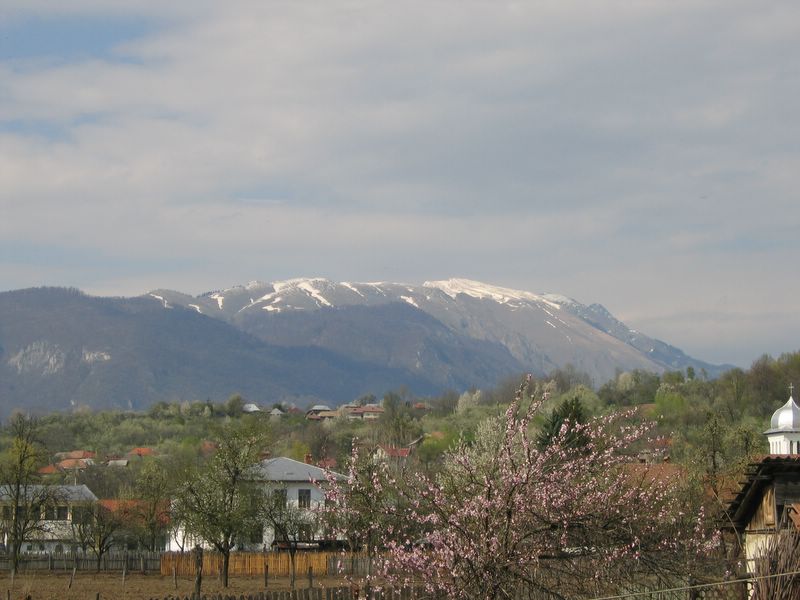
[0,572,360,600]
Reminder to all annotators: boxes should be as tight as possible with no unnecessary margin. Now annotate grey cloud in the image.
[1,1,798,366]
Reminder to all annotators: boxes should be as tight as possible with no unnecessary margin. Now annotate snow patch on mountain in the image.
[401,295,419,308]
[424,278,561,310]
[209,293,225,310]
[341,282,365,298]
[149,293,172,309]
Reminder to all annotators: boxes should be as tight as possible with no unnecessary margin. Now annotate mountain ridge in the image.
[0,280,731,417]
[151,277,730,381]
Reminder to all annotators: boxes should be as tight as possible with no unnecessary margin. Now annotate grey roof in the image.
[0,484,97,503]
[253,457,344,482]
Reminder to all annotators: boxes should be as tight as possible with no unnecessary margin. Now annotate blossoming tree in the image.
[328,376,715,599]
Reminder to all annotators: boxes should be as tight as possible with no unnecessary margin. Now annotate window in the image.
[45,505,67,520]
[298,489,311,509]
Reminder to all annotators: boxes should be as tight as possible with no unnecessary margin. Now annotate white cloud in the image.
[1,1,799,366]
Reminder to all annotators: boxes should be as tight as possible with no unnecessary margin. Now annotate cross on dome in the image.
[765,389,800,454]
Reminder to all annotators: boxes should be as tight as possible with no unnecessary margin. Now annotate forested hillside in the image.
[8,350,798,497]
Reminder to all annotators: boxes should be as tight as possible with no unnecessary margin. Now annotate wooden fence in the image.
[161,552,336,578]
[326,556,376,577]
[143,581,746,600]
[0,551,161,573]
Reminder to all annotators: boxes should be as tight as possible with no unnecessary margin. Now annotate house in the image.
[127,447,157,459]
[242,403,262,414]
[306,410,337,421]
[726,390,800,573]
[0,484,98,553]
[727,455,800,573]
[166,457,345,552]
[251,457,344,549]
[341,404,384,421]
[305,405,334,420]
[54,450,96,461]
[374,445,412,461]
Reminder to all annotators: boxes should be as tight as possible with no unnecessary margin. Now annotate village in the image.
[1,370,800,599]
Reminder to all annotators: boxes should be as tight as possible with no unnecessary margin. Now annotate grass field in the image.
[0,572,359,600]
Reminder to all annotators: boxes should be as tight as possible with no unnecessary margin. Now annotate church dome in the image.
[770,396,800,431]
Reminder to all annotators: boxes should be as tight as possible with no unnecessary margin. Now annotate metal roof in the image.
[253,457,344,482]
[0,484,97,503]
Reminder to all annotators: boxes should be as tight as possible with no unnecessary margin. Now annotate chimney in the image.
[304,453,313,465]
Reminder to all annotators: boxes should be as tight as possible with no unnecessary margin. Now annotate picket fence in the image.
[0,551,161,573]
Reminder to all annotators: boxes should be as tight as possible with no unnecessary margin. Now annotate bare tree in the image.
[0,414,57,576]
[260,486,315,589]
[174,424,265,587]
[71,501,124,571]
[127,460,172,551]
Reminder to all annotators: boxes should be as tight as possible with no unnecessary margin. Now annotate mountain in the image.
[0,280,729,416]
[152,277,728,382]
[0,288,457,416]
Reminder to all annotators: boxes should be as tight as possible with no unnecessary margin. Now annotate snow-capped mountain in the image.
[0,281,728,416]
[150,278,726,384]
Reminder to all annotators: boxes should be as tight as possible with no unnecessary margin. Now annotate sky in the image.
[1,1,798,368]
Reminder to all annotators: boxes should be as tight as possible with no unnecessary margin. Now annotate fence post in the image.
[265,562,269,590]
[308,566,313,589]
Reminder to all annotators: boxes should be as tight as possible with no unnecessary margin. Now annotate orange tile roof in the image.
[128,447,157,457]
[378,445,411,458]
[57,458,93,470]
[56,450,96,460]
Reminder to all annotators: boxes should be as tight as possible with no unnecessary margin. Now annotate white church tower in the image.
[765,384,800,454]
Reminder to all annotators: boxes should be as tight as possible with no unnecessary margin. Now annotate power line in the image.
[590,568,800,600]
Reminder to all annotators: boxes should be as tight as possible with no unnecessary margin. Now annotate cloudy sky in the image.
[1,1,798,368]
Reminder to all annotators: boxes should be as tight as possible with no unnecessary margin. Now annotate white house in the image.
[251,457,344,548]
[0,484,98,553]
[167,456,344,552]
